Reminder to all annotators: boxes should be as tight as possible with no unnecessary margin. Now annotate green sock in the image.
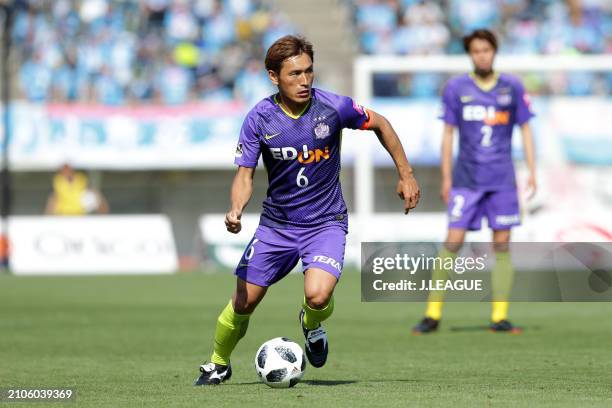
[425,246,456,320]
[210,300,251,366]
[302,296,334,330]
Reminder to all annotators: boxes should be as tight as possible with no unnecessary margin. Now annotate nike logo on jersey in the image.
[460,95,474,103]
[264,132,281,140]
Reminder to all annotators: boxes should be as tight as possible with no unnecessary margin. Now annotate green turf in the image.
[1,271,611,408]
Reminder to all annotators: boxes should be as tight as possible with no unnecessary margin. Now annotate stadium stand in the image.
[12,0,612,103]
[12,0,295,105]
[350,0,612,96]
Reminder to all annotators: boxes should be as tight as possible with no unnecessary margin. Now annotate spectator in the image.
[45,164,110,215]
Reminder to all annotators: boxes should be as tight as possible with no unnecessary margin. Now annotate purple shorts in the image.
[235,224,347,287]
[448,187,521,231]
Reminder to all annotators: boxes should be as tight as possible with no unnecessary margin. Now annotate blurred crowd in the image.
[352,0,612,96]
[12,0,612,103]
[354,0,611,55]
[13,0,293,105]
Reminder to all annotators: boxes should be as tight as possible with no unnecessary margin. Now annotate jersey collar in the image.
[469,72,499,92]
[274,94,311,119]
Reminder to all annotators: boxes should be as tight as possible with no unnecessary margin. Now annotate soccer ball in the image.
[254,337,305,388]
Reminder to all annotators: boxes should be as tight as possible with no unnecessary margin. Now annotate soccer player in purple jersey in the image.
[195,35,420,385]
[412,29,536,334]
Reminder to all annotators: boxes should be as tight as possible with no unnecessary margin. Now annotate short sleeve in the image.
[440,83,459,126]
[233,113,261,167]
[336,95,370,130]
[514,80,535,125]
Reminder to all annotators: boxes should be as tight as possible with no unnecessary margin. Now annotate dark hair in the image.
[463,29,498,53]
[265,35,314,74]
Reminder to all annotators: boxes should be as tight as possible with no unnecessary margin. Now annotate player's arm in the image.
[520,123,537,198]
[440,124,455,204]
[365,109,420,213]
[225,166,255,234]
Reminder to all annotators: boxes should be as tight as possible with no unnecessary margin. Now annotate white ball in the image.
[254,337,305,388]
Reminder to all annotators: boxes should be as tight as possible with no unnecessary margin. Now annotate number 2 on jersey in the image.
[480,125,493,147]
[451,195,465,217]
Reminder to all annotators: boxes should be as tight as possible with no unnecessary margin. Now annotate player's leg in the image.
[415,228,466,333]
[195,278,267,385]
[300,267,337,368]
[303,267,337,329]
[299,225,345,367]
[211,278,268,365]
[486,189,521,333]
[489,229,521,332]
[414,187,483,334]
[195,226,299,385]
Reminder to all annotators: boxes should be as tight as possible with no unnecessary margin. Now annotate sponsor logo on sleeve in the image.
[352,100,365,115]
[235,143,243,157]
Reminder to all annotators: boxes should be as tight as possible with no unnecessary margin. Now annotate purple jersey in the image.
[440,73,534,190]
[234,88,369,229]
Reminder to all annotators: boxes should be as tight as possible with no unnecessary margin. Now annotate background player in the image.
[413,29,536,334]
[45,163,110,215]
[195,35,420,385]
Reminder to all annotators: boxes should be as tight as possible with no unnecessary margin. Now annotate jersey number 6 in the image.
[297,167,309,188]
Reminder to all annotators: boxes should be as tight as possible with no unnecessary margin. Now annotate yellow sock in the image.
[425,301,443,321]
[424,246,456,320]
[491,301,509,323]
[491,251,514,323]
[302,296,334,330]
[210,300,251,366]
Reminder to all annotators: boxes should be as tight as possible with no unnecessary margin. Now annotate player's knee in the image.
[232,291,260,314]
[493,231,511,252]
[444,241,463,253]
[493,242,510,253]
[232,297,257,314]
[304,292,331,310]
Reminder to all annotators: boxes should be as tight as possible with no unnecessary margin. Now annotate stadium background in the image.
[3,0,611,271]
[1,1,612,406]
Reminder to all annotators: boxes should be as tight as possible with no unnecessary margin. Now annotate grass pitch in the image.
[1,271,611,407]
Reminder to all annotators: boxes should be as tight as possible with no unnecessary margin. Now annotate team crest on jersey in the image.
[497,94,512,106]
[497,88,512,106]
[314,122,331,139]
[235,143,243,157]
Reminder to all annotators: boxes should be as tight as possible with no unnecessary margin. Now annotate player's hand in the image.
[525,172,537,199]
[440,177,452,204]
[225,210,242,234]
[397,174,420,214]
